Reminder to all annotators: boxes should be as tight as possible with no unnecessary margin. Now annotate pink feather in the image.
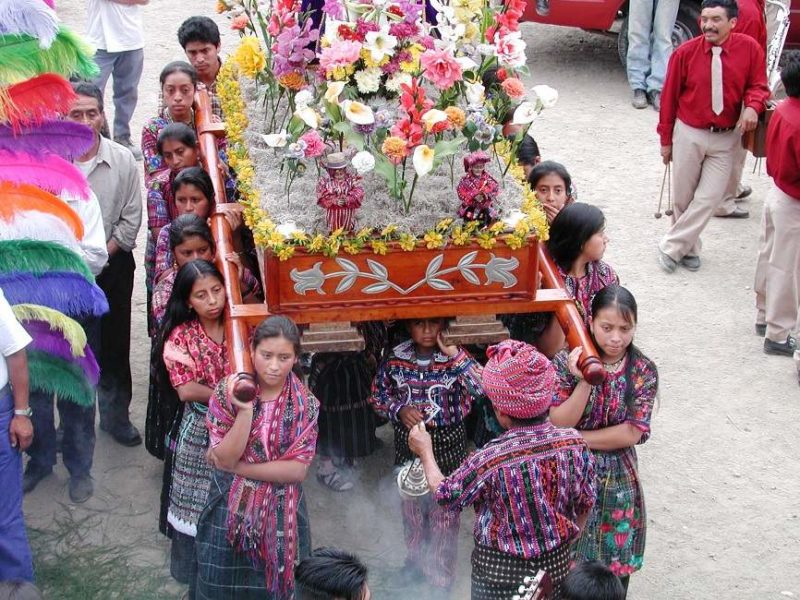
[0,120,95,159]
[0,150,89,199]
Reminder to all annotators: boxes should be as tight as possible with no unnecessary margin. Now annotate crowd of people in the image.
[1,0,799,599]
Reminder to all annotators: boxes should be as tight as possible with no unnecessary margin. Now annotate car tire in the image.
[617,2,702,66]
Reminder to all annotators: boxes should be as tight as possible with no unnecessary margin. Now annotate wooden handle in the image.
[195,89,254,383]
[537,245,605,385]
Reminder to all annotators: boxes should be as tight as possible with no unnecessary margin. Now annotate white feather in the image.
[0,0,60,48]
[0,210,81,253]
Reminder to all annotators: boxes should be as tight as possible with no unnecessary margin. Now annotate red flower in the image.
[387,4,405,17]
[391,117,424,147]
[496,67,508,82]
[338,23,364,41]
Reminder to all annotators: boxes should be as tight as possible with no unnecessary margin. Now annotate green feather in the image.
[12,304,87,356]
[0,26,99,83]
[0,240,93,281]
[27,349,94,407]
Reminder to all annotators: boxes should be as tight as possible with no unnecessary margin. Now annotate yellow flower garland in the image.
[216,61,549,261]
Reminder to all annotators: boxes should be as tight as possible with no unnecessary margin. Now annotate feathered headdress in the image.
[0,211,82,254]
[25,320,99,385]
[0,74,76,130]
[0,239,92,281]
[0,0,60,48]
[0,26,99,83]
[0,150,90,198]
[0,271,109,318]
[0,182,84,238]
[0,120,94,159]
[27,349,95,407]
[12,303,87,354]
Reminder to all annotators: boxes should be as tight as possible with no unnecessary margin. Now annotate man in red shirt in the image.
[657,0,770,273]
[753,51,800,358]
[715,0,768,218]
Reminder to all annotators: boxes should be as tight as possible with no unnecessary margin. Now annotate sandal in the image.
[316,469,354,492]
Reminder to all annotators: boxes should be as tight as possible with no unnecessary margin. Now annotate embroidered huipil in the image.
[369,340,483,427]
[316,175,364,233]
[435,423,596,558]
[558,260,618,326]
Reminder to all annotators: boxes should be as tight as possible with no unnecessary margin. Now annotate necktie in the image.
[711,46,723,115]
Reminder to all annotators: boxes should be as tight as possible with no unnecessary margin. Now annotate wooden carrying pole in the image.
[195,89,257,401]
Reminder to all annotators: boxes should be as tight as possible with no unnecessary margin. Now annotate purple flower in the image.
[397,0,423,22]
[273,22,319,76]
[375,109,393,129]
[322,0,346,19]
[355,122,377,135]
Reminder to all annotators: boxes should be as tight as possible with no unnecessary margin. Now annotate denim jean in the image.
[92,48,144,142]
[626,0,680,92]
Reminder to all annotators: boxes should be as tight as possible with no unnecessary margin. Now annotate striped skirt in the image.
[470,543,570,600]
[393,422,467,474]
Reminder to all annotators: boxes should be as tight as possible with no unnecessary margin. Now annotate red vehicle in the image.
[522,0,800,63]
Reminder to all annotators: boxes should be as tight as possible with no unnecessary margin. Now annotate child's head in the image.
[589,284,637,359]
[158,123,199,172]
[405,318,447,353]
[295,547,370,600]
[547,202,607,271]
[0,581,44,600]
[528,160,572,221]
[171,259,225,324]
[172,166,215,218]
[251,316,302,389]
[517,135,542,179]
[170,214,215,268]
[561,561,625,600]
[159,61,197,121]
[177,16,222,81]
[781,50,800,98]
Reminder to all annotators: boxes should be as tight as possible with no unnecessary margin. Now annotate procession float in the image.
[199,0,606,395]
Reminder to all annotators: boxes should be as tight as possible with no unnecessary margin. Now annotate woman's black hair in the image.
[590,285,658,413]
[546,202,605,272]
[517,135,541,167]
[295,547,369,600]
[169,213,215,251]
[172,166,215,208]
[252,315,302,357]
[157,122,198,155]
[159,61,197,87]
[528,159,572,191]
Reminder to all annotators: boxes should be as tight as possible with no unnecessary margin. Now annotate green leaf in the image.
[287,115,305,137]
[463,121,477,136]
[343,128,365,151]
[432,137,466,170]
[333,121,351,134]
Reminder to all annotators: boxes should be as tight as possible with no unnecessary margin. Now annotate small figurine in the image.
[317,152,364,233]
[456,151,499,227]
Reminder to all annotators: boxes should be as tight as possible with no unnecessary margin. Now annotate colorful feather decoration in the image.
[12,304,87,354]
[0,239,92,281]
[25,321,99,385]
[0,272,109,318]
[27,349,95,407]
[0,120,94,159]
[0,211,82,254]
[0,183,84,238]
[0,0,60,49]
[0,74,76,131]
[0,150,90,199]
[0,26,99,83]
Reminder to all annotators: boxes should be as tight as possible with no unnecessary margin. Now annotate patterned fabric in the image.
[435,423,596,559]
[457,170,500,226]
[395,423,466,588]
[470,542,569,600]
[482,340,556,419]
[206,373,319,597]
[552,350,658,576]
[369,340,484,428]
[557,260,618,326]
[316,174,364,233]
[163,319,229,391]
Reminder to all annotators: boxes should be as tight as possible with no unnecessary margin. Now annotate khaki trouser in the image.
[660,120,741,260]
[754,185,800,342]
[715,142,749,216]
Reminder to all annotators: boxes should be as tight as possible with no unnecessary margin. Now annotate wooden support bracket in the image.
[441,314,509,346]
[301,322,365,353]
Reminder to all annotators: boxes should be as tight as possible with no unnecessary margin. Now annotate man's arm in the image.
[657,48,685,148]
[110,156,143,253]
[7,349,32,451]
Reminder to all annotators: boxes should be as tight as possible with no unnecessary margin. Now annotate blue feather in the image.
[0,272,109,318]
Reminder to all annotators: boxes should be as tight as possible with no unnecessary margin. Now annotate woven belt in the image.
[708,125,735,133]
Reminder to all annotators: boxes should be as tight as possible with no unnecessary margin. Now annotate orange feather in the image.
[0,182,83,239]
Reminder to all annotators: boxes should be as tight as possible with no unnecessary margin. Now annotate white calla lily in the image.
[421,109,448,131]
[324,81,346,104]
[412,144,435,177]
[455,56,478,71]
[341,100,375,125]
[295,106,320,128]
[531,84,559,109]
[262,131,289,147]
[512,101,539,125]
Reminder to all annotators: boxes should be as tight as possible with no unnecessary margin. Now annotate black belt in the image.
[708,125,736,133]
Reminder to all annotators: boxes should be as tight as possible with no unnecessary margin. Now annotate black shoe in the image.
[737,185,753,200]
[103,422,142,447]
[23,465,53,494]
[648,90,661,111]
[632,89,648,109]
[69,474,94,503]
[764,336,797,357]
[680,255,701,271]
[716,207,749,219]
[754,323,766,337]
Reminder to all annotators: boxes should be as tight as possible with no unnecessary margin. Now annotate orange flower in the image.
[216,0,228,13]
[279,72,306,91]
[501,77,526,99]
[381,136,409,165]
[445,106,466,129]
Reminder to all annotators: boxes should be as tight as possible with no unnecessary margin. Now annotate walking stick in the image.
[654,162,673,218]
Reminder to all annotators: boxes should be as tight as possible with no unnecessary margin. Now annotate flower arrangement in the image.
[216,0,555,259]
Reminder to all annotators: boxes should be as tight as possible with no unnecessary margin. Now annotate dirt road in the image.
[28,2,800,598]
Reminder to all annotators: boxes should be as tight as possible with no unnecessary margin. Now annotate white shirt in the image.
[0,288,32,391]
[61,190,109,275]
[86,0,144,53]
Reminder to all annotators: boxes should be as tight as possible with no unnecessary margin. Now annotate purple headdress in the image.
[0,271,109,318]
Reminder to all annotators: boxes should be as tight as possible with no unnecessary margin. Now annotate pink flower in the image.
[300,130,326,158]
[420,48,463,90]
[231,14,249,31]
[501,77,525,99]
[319,40,363,73]
[389,21,418,38]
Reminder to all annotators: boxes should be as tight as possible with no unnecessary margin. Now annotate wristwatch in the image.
[14,407,32,417]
